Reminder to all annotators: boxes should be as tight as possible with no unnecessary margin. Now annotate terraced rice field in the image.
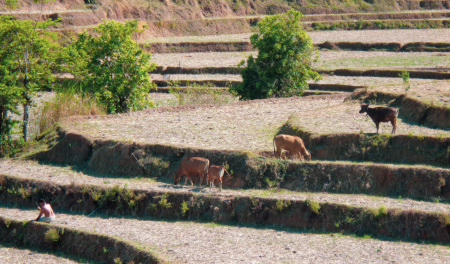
[2,159,449,213]
[0,245,88,264]
[64,95,449,152]
[151,50,450,70]
[1,205,449,264]
[2,3,450,263]
[146,29,450,44]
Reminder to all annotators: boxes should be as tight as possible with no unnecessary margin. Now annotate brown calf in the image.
[273,134,311,161]
[174,157,209,186]
[208,165,231,192]
[359,104,398,134]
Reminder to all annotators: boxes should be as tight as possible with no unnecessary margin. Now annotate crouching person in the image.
[35,199,55,223]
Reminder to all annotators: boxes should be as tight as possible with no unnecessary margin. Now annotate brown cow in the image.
[359,104,398,134]
[208,165,231,192]
[273,134,311,161]
[174,157,209,186]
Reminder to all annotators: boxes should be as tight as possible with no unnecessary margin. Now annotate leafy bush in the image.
[68,20,157,113]
[305,199,321,214]
[44,228,60,243]
[180,201,189,217]
[232,10,321,100]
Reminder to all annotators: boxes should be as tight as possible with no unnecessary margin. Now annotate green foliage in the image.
[5,220,11,229]
[0,9,61,142]
[232,10,321,100]
[113,257,123,264]
[180,200,189,217]
[305,199,320,214]
[44,228,60,243]
[377,205,388,217]
[69,20,157,113]
[7,185,31,200]
[0,84,21,157]
[399,70,410,91]
[275,199,291,212]
[158,193,172,209]
[22,220,30,228]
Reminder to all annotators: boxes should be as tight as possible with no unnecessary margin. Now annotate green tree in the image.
[232,10,321,100]
[0,85,21,156]
[0,10,60,142]
[70,20,157,114]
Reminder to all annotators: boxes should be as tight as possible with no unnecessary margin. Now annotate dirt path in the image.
[1,159,449,214]
[1,206,449,264]
[0,244,87,264]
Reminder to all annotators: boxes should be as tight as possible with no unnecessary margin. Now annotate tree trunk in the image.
[22,75,30,142]
[22,99,30,142]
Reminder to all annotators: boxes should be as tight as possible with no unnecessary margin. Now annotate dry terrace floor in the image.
[64,95,449,152]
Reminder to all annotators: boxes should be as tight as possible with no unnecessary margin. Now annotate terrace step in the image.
[1,206,449,263]
[145,41,450,53]
[150,66,450,80]
[1,159,448,213]
[1,171,449,244]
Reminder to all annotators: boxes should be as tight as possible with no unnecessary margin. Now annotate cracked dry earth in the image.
[1,206,450,264]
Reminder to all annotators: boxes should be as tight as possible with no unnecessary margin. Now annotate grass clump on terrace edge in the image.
[38,89,106,134]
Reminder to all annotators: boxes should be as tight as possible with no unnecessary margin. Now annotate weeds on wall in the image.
[168,81,237,105]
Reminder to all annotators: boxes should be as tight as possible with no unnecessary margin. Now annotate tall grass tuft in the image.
[38,91,106,134]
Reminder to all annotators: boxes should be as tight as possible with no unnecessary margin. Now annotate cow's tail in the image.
[205,160,210,185]
[273,138,276,158]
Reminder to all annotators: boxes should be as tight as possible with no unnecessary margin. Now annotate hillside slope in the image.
[3,0,450,19]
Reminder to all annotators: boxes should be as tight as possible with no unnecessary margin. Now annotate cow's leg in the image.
[186,173,194,186]
[391,118,397,134]
[275,147,281,159]
[298,152,304,162]
[375,122,380,134]
[219,179,222,192]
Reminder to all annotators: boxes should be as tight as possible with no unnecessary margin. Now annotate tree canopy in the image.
[70,20,157,114]
[232,10,321,100]
[0,15,60,144]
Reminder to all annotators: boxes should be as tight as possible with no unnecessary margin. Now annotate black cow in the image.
[359,104,398,134]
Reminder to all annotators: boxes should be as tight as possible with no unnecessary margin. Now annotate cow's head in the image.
[173,174,181,185]
[305,151,311,162]
[359,104,369,114]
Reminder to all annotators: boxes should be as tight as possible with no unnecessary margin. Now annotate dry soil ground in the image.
[368,80,450,106]
[146,29,450,44]
[1,206,450,264]
[1,159,449,213]
[65,95,449,153]
[151,50,450,70]
[0,244,89,264]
